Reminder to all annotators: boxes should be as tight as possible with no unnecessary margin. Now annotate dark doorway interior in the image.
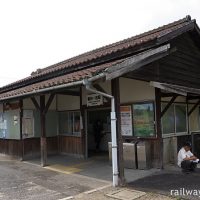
[87,109,111,157]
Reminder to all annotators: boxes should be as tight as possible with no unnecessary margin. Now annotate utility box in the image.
[137,141,152,169]
[108,142,136,169]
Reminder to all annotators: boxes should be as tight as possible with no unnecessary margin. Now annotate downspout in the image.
[83,79,119,187]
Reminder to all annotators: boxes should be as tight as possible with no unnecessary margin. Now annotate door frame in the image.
[84,106,111,158]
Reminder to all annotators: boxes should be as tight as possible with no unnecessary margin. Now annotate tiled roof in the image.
[0,16,195,92]
[0,60,123,100]
[0,15,198,100]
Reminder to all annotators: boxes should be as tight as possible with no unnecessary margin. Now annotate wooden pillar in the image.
[186,98,190,135]
[40,95,47,167]
[111,78,125,185]
[80,86,85,157]
[19,99,24,161]
[155,88,163,169]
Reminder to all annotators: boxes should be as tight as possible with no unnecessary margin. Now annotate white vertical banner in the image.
[120,105,133,136]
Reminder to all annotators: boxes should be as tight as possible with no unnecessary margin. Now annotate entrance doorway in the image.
[87,108,111,157]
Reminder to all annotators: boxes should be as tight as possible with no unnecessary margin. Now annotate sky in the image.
[0,0,200,86]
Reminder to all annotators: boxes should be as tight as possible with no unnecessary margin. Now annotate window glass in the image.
[133,103,155,137]
[189,105,200,131]
[162,104,175,134]
[74,112,81,133]
[59,111,81,136]
[59,112,69,134]
[22,110,34,138]
[175,105,187,133]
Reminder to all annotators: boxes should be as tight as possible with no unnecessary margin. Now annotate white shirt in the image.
[177,147,193,167]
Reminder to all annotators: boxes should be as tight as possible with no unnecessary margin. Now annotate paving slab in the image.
[106,189,146,200]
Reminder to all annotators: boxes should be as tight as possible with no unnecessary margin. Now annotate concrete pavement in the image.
[0,156,110,200]
[0,155,176,200]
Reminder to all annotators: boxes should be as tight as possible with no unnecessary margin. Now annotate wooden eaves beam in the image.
[188,99,200,116]
[187,95,200,100]
[161,95,178,118]
[31,97,40,110]
[56,90,80,96]
[157,20,194,44]
[105,44,174,80]
[161,92,178,98]
[31,94,55,114]
[43,94,55,114]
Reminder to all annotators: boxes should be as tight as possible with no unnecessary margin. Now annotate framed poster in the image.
[120,105,133,136]
[132,102,155,137]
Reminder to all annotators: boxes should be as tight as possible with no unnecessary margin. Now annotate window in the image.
[162,103,187,135]
[162,104,175,134]
[59,111,81,136]
[132,102,155,137]
[189,105,200,131]
[0,112,6,138]
[175,105,187,133]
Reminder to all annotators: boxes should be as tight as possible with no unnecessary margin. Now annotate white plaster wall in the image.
[82,78,154,105]
[23,97,38,110]
[57,94,80,111]
[119,78,155,103]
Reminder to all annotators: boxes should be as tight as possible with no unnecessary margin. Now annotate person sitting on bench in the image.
[178,141,199,173]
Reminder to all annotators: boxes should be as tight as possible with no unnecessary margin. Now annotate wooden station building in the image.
[1,16,200,183]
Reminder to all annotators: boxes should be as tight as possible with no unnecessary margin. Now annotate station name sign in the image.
[87,94,103,107]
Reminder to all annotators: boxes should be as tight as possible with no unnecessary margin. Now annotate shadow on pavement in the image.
[129,168,200,200]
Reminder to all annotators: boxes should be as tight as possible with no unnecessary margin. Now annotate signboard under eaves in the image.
[87,94,103,107]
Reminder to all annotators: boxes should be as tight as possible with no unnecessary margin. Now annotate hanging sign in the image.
[120,105,133,136]
[87,94,103,107]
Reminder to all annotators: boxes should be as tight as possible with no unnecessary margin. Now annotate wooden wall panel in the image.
[0,139,21,157]
[47,136,58,155]
[23,136,59,158]
[0,136,82,158]
[23,138,40,158]
[59,135,84,156]
[149,140,160,168]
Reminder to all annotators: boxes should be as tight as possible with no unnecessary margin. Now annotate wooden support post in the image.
[44,94,55,114]
[40,95,47,167]
[186,98,190,134]
[111,78,125,185]
[80,86,85,157]
[31,97,40,110]
[155,88,163,169]
[19,100,24,161]
[31,94,55,167]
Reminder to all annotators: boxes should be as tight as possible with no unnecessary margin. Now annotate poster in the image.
[120,105,133,136]
[133,103,155,137]
[22,110,34,138]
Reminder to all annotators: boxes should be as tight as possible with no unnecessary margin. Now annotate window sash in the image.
[59,111,81,135]
[161,103,188,135]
